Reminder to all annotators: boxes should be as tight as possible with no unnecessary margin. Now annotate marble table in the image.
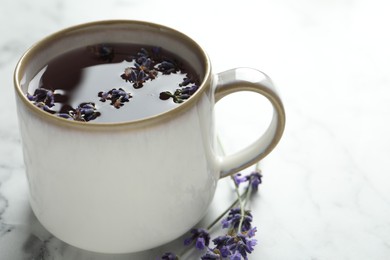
[1,0,389,259]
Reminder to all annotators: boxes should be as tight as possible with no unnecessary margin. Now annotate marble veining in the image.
[1,0,390,259]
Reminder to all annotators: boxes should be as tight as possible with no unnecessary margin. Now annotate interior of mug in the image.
[15,20,211,126]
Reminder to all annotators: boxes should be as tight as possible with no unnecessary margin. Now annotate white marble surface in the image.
[1,0,390,259]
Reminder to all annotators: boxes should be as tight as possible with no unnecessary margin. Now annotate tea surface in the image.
[27,44,200,123]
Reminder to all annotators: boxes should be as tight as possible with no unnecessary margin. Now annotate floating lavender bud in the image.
[130,70,149,89]
[98,88,132,109]
[157,61,178,74]
[159,91,173,100]
[179,76,194,87]
[58,113,72,119]
[67,102,101,122]
[27,87,55,108]
[89,44,114,62]
[120,67,133,82]
[182,85,199,95]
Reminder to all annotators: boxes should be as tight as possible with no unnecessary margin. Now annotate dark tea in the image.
[26,44,200,123]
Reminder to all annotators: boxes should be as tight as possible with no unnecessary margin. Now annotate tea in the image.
[26,43,200,123]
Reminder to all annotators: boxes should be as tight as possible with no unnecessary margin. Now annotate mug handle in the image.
[215,68,286,178]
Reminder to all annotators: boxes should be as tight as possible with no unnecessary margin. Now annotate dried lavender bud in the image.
[179,77,194,87]
[35,102,55,113]
[159,91,173,100]
[120,67,133,82]
[181,85,199,95]
[89,44,114,62]
[184,228,211,250]
[159,85,198,104]
[157,61,178,74]
[98,88,132,108]
[27,87,55,108]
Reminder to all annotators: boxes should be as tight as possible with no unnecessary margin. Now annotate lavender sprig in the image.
[159,156,262,259]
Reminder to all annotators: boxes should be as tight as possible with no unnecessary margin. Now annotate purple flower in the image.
[159,85,198,104]
[212,235,234,258]
[35,102,54,113]
[98,88,132,109]
[247,227,257,238]
[27,87,55,108]
[227,234,257,260]
[66,102,100,122]
[184,228,210,250]
[222,208,253,232]
[249,172,262,190]
[233,171,263,191]
[120,67,133,82]
[130,69,149,89]
[157,60,178,74]
[181,85,199,95]
[230,251,243,260]
[233,173,248,186]
[179,76,195,87]
[222,208,241,229]
[160,252,178,260]
[136,48,149,63]
[98,90,110,102]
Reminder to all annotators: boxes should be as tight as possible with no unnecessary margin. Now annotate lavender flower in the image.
[64,102,101,122]
[230,251,243,260]
[157,60,178,74]
[227,234,257,260]
[247,227,257,238]
[181,85,199,95]
[27,87,55,108]
[159,85,198,103]
[205,231,257,260]
[248,172,262,191]
[35,102,54,113]
[120,67,133,82]
[135,48,150,64]
[233,171,262,191]
[212,235,234,258]
[184,228,210,250]
[179,76,194,87]
[98,88,132,109]
[222,208,253,232]
[233,173,248,186]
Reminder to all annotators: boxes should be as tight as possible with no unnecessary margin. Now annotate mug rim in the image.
[13,20,212,130]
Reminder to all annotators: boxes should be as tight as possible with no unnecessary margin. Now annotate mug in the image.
[13,20,285,253]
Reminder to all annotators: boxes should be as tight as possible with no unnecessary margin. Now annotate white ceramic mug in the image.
[14,20,285,253]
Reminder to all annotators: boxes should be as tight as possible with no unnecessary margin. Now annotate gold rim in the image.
[14,20,212,130]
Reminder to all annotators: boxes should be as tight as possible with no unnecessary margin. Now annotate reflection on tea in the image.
[27,44,200,123]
